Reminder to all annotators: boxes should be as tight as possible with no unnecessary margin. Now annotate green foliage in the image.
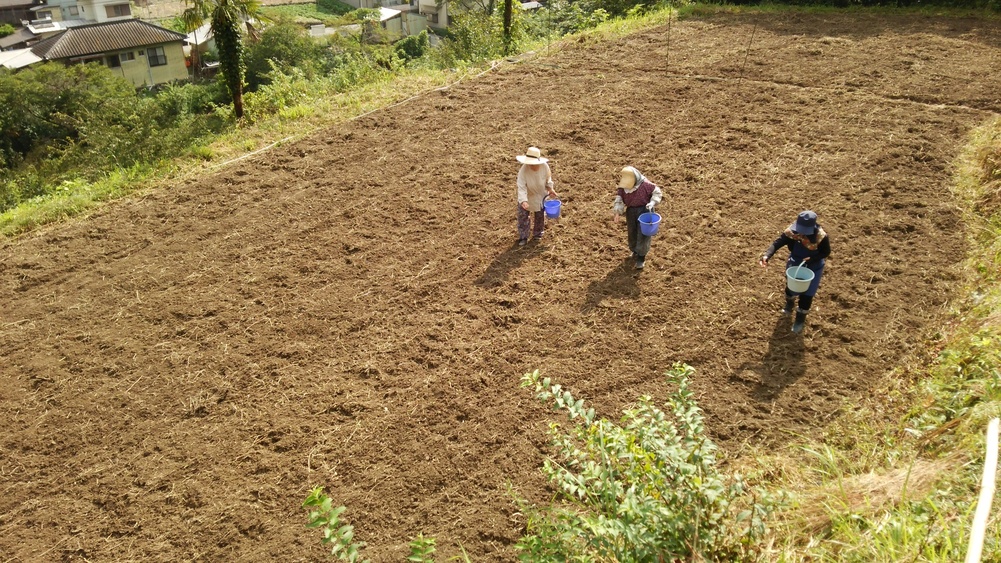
[0,63,227,213]
[407,534,437,562]
[303,487,371,562]
[244,22,326,90]
[433,11,505,66]
[244,61,312,120]
[395,30,431,63]
[0,23,16,38]
[261,0,352,25]
[518,364,775,562]
[318,0,355,14]
[545,1,611,35]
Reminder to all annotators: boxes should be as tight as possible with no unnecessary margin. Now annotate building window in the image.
[105,3,131,17]
[107,54,121,67]
[121,51,135,62]
[68,6,78,15]
[36,10,52,19]
[147,46,167,67]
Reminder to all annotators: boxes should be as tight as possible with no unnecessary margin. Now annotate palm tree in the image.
[182,0,261,118]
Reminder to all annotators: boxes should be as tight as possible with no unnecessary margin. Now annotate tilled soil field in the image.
[2,11,1000,562]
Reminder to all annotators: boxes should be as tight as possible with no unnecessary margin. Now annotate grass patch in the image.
[260,0,354,25]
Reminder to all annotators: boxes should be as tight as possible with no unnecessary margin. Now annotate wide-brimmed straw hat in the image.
[516,146,548,165]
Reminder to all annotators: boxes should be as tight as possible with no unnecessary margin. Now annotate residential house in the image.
[0,46,40,68]
[415,0,448,29]
[0,0,139,52]
[44,0,134,24]
[30,19,188,86]
[0,0,43,26]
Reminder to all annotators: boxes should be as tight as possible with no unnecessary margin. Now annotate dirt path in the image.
[1,11,999,562]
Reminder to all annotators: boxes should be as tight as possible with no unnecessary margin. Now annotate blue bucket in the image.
[544,199,561,219]
[639,212,661,236]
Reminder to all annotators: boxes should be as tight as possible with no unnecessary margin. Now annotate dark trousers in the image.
[785,290,814,311]
[625,207,652,257]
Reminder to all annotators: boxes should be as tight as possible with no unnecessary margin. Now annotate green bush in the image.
[244,22,326,90]
[0,23,16,38]
[317,0,355,15]
[518,363,776,561]
[433,11,505,66]
[395,30,431,62]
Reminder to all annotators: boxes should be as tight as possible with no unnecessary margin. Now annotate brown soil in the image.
[2,11,1000,562]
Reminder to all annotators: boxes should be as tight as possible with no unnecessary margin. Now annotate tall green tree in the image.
[182,0,262,118]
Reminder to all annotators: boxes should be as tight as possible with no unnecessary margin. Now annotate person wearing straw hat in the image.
[758,210,831,334]
[516,146,558,246]
[612,166,663,270]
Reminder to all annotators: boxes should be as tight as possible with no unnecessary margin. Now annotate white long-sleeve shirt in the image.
[517,164,554,212]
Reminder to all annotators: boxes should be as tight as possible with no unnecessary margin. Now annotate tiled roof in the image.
[31,19,186,60]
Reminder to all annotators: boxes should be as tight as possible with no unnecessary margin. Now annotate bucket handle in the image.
[793,258,808,278]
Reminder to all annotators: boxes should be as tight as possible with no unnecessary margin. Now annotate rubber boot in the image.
[792,309,808,334]
[635,255,646,270]
[782,297,796,315]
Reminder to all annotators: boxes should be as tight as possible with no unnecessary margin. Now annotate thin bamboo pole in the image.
[966,418,1000,563]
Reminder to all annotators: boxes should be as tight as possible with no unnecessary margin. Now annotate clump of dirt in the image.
[1,11,999,562]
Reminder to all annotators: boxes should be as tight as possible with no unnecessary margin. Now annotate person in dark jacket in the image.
[758,210,831,334]
[612,166,663,270]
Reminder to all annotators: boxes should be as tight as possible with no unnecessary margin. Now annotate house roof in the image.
[0,48,42,69]
[0,26,36,49]
[0,0,37,9]
[379,7,401,21]
[31,19,186,60]
[184,21,213,45]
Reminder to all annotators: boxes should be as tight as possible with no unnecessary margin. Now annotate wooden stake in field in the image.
[666,4,671,70]
[739,20,757,84]
[966,418,1000,563]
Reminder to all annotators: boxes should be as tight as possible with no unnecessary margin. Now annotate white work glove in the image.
[645,202,656,212]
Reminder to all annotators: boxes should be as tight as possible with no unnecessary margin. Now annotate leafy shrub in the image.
[546,0,611,34]
[244,62,312,121]
[244,22,326,90]
[518,363,776,561]
[0,23,15,38]
[317,0,355,15]
[395,30,431,63]
[433,11,505,66]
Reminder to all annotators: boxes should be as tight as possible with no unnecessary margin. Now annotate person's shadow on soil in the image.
[581,258,640,313]
[732,314,806,401]
[474,242,542,288]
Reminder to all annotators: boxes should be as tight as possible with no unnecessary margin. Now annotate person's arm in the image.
[545,163,557,197]
[647,184,663,210]
[612,195,626,215]
[517,167,528,207]
[816,235,831,261]
[759,233,791,267]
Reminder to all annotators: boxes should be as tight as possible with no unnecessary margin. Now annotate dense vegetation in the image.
[0,0,649,222]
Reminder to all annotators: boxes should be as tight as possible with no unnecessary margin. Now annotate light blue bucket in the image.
[786,262,815,293]
[544,199,561,219]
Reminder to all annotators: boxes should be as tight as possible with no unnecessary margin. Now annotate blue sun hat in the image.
[794,210,817,235]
